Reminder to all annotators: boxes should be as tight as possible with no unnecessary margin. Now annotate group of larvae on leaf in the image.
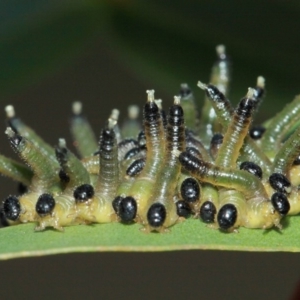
[1,45,300,233]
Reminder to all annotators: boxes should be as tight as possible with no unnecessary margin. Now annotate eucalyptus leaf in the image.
[0,216,299,260]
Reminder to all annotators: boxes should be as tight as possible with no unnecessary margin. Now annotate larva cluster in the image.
[1,45,300,233]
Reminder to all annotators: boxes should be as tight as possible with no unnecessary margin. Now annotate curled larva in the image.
[145,96,185,232]
[1,44,300,235]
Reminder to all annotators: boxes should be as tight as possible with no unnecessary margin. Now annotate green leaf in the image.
[1,216,300,260]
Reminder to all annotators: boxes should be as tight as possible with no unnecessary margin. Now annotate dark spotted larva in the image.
[1,45,300,234]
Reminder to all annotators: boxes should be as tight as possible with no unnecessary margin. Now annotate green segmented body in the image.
[70,101,98,157]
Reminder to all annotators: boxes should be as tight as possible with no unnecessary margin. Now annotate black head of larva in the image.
[176,200,191,218]
[249,125,266,140]
[180,178,200,203]
[73,184,95,203]
[3,195,21,221]
[269,173,291,194]
[112,196,124,214]
[217,204,237,230]
[271,192,290,216]
[36,193,55,217]
[118,196,137,223]
[147,203,167,228]
[200,201,217,223]
[240,161,263,179]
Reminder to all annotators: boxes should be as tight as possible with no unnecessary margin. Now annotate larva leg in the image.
[244,196,282,229]
[35,193,78,231]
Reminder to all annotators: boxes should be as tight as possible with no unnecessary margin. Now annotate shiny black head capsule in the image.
[200,201,217,223]
[147,203,166,228]
[112,196,124,214]
[271,192,290,216]
[217,204,237,230]
[180,178,200,203]
[73,184,94,203]
[36,193,55,217]
[3,195,21,221]
[176,200,191,218]
[240,161,263,179]
[249,125,266,140]
[269,173,291,194]
[118,196,137,223]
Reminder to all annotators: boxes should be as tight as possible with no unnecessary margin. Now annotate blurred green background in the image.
[0,1,299,299]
